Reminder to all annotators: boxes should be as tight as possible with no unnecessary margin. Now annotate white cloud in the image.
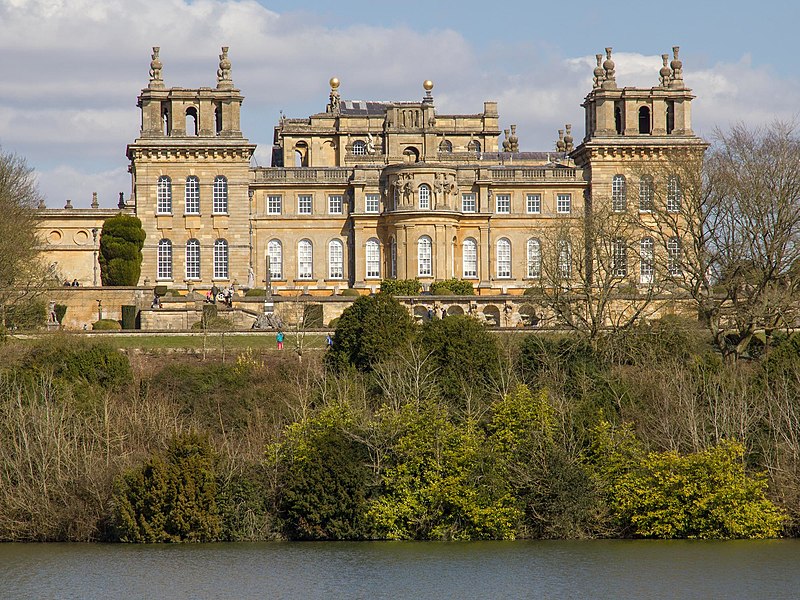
[36,165,129,210]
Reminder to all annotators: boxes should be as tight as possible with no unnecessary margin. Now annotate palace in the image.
[38,46,705,300]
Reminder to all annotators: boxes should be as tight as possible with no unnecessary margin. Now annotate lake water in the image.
[1,539,799,599]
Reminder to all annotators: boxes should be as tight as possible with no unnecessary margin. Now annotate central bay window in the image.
[418,184,431,209]
[366,238,380,279]
[184,176,199,214]
[157,176,172,214]
[328,239,343,279]
[463,238,477,278]
[213,176,228,214]
[298,239,313,279]
[157,238,172,279]
[267,240,283,280]
[418,236,432,276]
[213,239,229,279]
[185,239,200,279]
[496,238,511,278]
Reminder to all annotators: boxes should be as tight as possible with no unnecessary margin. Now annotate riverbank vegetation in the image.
[1,298,799,542]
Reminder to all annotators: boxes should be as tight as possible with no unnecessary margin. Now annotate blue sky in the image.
[0,0,798,207]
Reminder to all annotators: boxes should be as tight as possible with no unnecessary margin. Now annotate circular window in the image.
[74,230,90,245]
[47,230,62,244]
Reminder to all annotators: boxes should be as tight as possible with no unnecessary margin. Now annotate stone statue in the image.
[367,132,376,154]
[217,46,232,89]
[247,266,255,289]
[149,47,164,88]
[502,129,511,152]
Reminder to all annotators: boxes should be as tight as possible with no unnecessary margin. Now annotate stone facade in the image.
[36,45,704,302]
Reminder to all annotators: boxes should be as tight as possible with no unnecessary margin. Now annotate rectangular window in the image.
[613,239,628,277]
[557,193,572,214]
[328,194,343,215]
[365,194,380,213]
[298,195,313,215]
[526,194,541,214]
[496,194,511,214]
[157,244,172,279]
[185,243,200,279]
[461,193,476,213]
[267,195,282,215]
[668,237,682,276]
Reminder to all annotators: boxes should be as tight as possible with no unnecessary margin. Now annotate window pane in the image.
[157,239,172,279]
[157,176,172,214]
[213,176,228,214]
[328,240,343,279]
[612,175,626,211]
[418,236,432,276]
[526,194,541,214]
[557,194,571,214]
[527,239,541,278]
[668,237,682,275]
[639,177,654,211]
[419,185,430,209]
[213,239,228,279]
[613,239,628,277]
[298,195,313,214]
[461,193,476,213]
[185,239,200,279]
[365,194,380,213]
[496,194,510,214]
[268,240,283,280]
[328,195,343,214]
[299,240,313,279]
[463,238,477,278]
[268,195,282,214]
[667,176,681,212]
[366,239,380,279]
[185,176,199,214]
[640,237,654,284]
[496,238,511,278]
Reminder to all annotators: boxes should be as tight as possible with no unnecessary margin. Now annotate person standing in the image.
[276,330,284,350]
[325,334,333,350]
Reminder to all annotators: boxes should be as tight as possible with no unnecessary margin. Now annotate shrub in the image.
[430,279,474,295]
[191,316,234,330]
[99,214,146,286]
[380,278,421,296]
[3,299,47,330]
[340,288,361,297]
[244,288,266,297]
[25,337,132,389]
[327,317,339,328]
[112,434,222,542]
[92,319,122,331]
[54,303,67,325]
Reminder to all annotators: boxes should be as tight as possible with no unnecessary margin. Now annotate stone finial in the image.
[593,54,605,89]
[38,198,46,209]
[64,199,73,209]
[669,46,684,88]
[217,46,233,89]
[148,47,164,89]
[602,47,617,89]
[91,192,99,208]
[328,77,341,114]
[556,129,566,152]
[564,124,574,153]
[502,129,511,152]
[660,54,672,87]
[118,192,125,209]
[422,79,434,104]
[509,124,519,152]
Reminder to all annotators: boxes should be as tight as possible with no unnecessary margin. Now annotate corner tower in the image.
[127,47,256,288]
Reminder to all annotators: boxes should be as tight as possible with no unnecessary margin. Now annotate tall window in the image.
[496,194,511,214]
[298,239,313,279]
[613,238,628,277]
[463,238,477,278]
[668,237,682,276]
[213,176,228,214]
[527,239,541,278]
[612,175,627,211]
[328,194,343,214]
[328,239,343,279]
[557,193,571,214]
[390,237,397,278]
[213,239,229,279]
[184,176,199,214]
[366,238,380,279]
[558,240,572,279]
[365,194,380,213]
[267,195,282,215]
[418,184,431,209]
[667,176,681,212]
[639,106,651,134]
[526,194,541,214]
[439,139,453,153]
[640,237,654,284]
[157,176,172,214]
[267,240,282,280]
[496,238,511,278]
[185,239,200,279]
[461,193,476,213]
[639,176,654,212]
[418,236,432,277]
[157,239,172,279]
[352,140,366,155]
[298,194,313,214]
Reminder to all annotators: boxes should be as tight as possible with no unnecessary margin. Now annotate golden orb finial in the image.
[423,79,434,91]
[329,77,340,89]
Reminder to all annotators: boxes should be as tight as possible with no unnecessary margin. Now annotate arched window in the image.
[639,176,654,212]
[667,176,681,212]
[418,184,431,209]
[390,236,397,278]
[328,239,343,279]
[185,239,200,280]
[213,239,228,279]
[418,236,432,277]
[638,106,651,134]
[496,238,511,278]
[157,239,172,280]
[463,238,477,278]
[294,141,308,167]
[668,237,682,276]
[527,239,541,278]
[157,176,172,214]
[614,105,623,135]
[366,238,380,279]
[613,238,628,277]
[213,176,228,214]
[640,237,654,284]
[161,105,171,136]
[185,107,198,136]
[439,139,453,153]
[214,103,222,135]
[666,100,675,134]
[267,240,283,280]
[403,146,420,163]
[612,175,627,211]
[352,140,366,156]
[298,239,313,280]
[467,139,481,152]
[558,240,572,279]
[185,176,199,214]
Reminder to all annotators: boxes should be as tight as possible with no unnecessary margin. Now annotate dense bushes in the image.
[380,278,421,296]
[93,318,122,331]
[430,279,474,295]
[99,214,146,286]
